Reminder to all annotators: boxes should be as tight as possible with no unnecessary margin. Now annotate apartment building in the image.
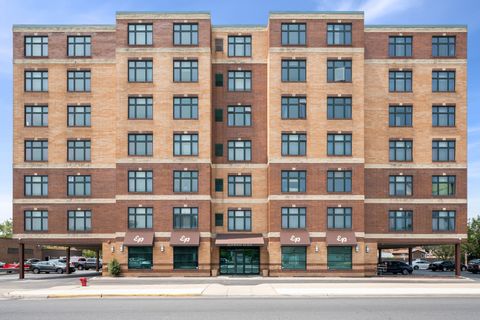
[12,11,468,277]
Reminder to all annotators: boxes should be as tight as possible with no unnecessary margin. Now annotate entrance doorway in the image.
[219,247,260,275]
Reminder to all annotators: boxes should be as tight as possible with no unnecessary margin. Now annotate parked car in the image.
[25,258,41,265]
[385,261,413,275]
[82,258,102,270]
[30,261,75,274]
[428,260,467,272]
[54,258,77,269]
[467,259,480,274]
[1,262,31,273]
[0,261,5,268]
[410,259,430,270]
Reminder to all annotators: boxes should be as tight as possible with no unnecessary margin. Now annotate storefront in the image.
[170,231,200,270]
[280,230,310,270]
[215,233,264,275]
[326,231,356,270]
[123,231,154,270]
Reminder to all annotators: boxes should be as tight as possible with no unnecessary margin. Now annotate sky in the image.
[0,0,478,222]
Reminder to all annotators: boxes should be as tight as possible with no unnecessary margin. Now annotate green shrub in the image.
[108,258,121,277]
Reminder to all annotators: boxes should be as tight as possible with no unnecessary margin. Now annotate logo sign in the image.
[180,235,191,244]
[133,235,145,244]
[336,235,348,244]
[290,235,301,243]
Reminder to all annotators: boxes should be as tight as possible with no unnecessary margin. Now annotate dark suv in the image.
[467,259,480,274]
[385,261,413,275]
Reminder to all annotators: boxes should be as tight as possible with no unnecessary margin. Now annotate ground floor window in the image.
[128,246,152,269]
[281,246,306,270]
[327,246,352,270]
[173,247,198,270]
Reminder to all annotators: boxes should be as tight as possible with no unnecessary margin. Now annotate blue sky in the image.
[0,0,478,222]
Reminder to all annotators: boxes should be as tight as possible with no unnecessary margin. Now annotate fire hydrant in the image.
[79,277,87,287]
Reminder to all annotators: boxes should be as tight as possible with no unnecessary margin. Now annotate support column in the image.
[66,246,71,274]
[455,243,461,277]
[378,248,382,264]
[19,243,25,280]
[408,247,413,265]
[95,248,100,272]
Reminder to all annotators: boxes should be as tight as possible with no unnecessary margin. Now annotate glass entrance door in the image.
[219,247,260,275]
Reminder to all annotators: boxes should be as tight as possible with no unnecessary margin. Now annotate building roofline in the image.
[116,11,211,19]
[12,24,116,32]
[269,10,364,15]
[366,24,467,29]
[213,24,267,30]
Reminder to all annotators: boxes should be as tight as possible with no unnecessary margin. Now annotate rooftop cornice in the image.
[269,11,364,20]
[12,25,115,32]
[365,24,467,32]
[116,11,211,19]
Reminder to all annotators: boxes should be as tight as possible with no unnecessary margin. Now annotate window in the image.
[432,140,455,162]
[281,207,306,229]
[281,60,306,82]
[389,140,413,161]
[228,36,251,57]
[228,140,252,161]
[128,134,153,156]
[68,210,91,231]
[281,247,306,270]
[68,140,91,161]
[327,97,351,120]
[327,170,352,192]
[25,71,48,92]
[215,38,224,52]
[282,97,306,119]
[174,247,198,270]
[215,213,224,227]
[173,23,198,45]
[129,97,153,120]
[228,209,251,231]
[327,24,352,45]
[215,178,224,192]
[215,144,223,157]
[215,73,223,86]
[389,210,413,231]
[327,60,352,82]
[228,175,252,197]
[24,210,48,231]
[67,175,91,196]
[67,36,91,57]
[24,175,48,196]
[215,109,223,122]
[389,71,412,92]
[389,105,412,127]
[173,97,198,119]
[281,23,306,46]
[173,207,198,229]
[25,140,48,161]
[327,134,352,156]
[282,133,306,156]
[67,71,91,92]
[228,71,251,91]
[24,36,48,57]
[433,210,456,231]
[327,247,352,270]
[432,36,455,57]
[128,207,153,229]
[433,106,455,127]
[128,171,153,193]
[227,106,251,126]
[25,106,48,127]
[173,133,198,156]
[68,106,91,127]
[432,71,455,92]
[281,171,306,193]
[128,24,153,45]
[128,60,153,82]
[389,36,412,57]
[173,60,198,82]
[173,170,198,193]
[327,207,352,229]
[128,247,152,269]
[432,175,456,196]
[389,175,413,196]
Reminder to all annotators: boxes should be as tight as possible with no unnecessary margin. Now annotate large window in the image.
[173,170,198,193]
[68,140,91,161]
[433,106,455,127]
[24,210,48,231]
[173,23,198,45]
[25,106,48,127]
[128,247,152,269]
[174,247,198,270]
[327,207,352,229]
[327,97,351,120]
[128,171,153,193]
[228,175,251,197]
[228,36,251,57]
[432,71,455,92]
[173,60,198,82]
[173,97,198,120]
[173,133,198,156]
[389,140,413,161]
[389,210,413,231]
[129,97,153,120]
[282,133,306,156]
[67,71,91,92]
[68,210,92,231]
[432,175,456,196]
[25,140,48,161]
[228,209,251,231]
[24,36,48,57]
[432,36,455,57]
[327,134,352,156]
[281,23,306,46]
[227,106,251,126]
[281,247,306,270]
[327,170,352,192]
[281,207,306,229]
[281,60,306,82]
[432,140,455,162]
[282,97,306,120]
[128,60,153,82]
[327,60,352,82]
[24,175,48,196]
[228,71,251,91]
[432,210,456,231]
[327,24,352,45]
[228,140,251,161]
[327,246,352,270]
[128,207,153,229]
[67,175,91,196]
[389,105,412,127]
[128,24,153,45]
[173,207,198,229]
[128,134,153,156]
[389,175,413,196]
[68,106,91,127]
[389,36,412,57]
[67,36,91,57]
[25,71,48,92]
[389,71,412,92]
[281,170,306,193]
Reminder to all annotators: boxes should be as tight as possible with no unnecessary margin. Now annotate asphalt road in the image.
[0,297,479,320]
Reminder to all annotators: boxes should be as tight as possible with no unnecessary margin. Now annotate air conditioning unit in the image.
[335,67,346,81]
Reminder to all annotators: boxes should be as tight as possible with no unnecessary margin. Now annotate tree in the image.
[463,216,480,260]
[0,219,12,238]
[428,245,454,260]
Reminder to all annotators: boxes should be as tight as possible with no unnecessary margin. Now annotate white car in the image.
[411,259,430,270]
